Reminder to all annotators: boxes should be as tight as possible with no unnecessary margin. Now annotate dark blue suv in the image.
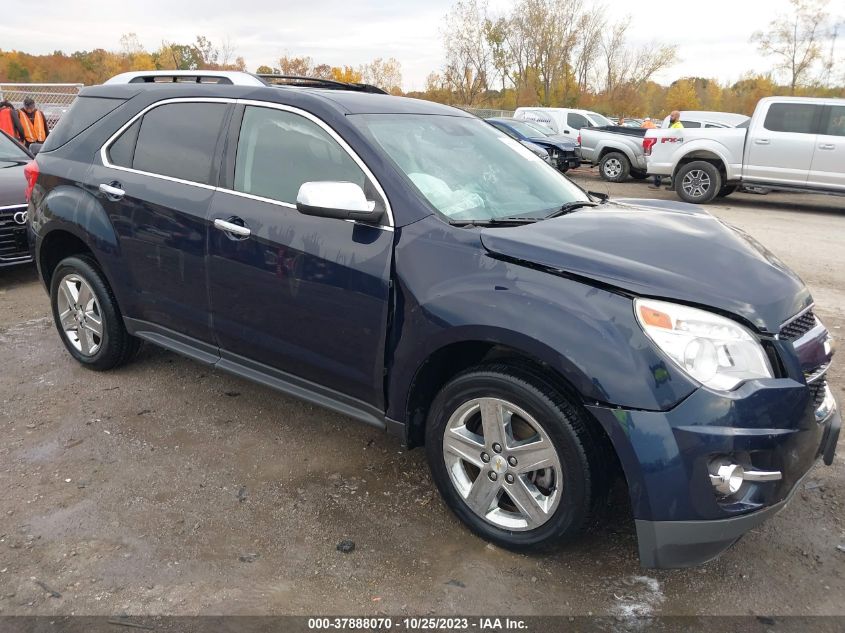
[26,71,839,568]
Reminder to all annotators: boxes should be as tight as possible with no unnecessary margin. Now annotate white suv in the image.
[513,107,612,138]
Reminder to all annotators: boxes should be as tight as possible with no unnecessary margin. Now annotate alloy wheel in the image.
[603,158,622,178]
[442,397,562,531]
[682,169,711,199]
[56,273,104,356]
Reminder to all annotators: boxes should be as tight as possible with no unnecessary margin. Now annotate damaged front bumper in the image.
[587,378,840,568]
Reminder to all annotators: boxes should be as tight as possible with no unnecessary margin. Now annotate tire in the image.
[598,152,630,183]
[717,184,738,198]
[675,161,722,204]
[425,364,608,552]
[630,170,649,180]
[50,255,140,371]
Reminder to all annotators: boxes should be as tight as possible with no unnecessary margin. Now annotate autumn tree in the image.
[332,66,363,83]
[277,55,314,76]
[360,57,403,94]
[441,0,491,105]
[752,0,832,94]
[664,78,700,111]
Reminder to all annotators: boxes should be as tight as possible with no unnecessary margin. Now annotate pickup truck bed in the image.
[579,126,649,182]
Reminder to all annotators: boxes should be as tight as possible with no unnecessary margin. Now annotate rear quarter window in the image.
[40,96,125,152]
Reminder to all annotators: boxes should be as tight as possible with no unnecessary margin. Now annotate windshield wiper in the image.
[544,201,598,220]
[448,216,539,227]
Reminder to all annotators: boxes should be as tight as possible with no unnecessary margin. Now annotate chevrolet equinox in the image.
[26,70,840,567]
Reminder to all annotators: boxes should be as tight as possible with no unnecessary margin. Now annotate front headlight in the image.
[634,299,773,391]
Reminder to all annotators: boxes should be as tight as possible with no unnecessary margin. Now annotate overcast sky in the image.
[1,0,843,90]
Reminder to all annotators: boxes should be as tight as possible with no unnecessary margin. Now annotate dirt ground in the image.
[0,170,843,617]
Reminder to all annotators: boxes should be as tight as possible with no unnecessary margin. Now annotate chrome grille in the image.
[0,206,30,261]
[780,309,816,341]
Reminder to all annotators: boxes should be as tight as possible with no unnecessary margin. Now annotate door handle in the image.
[754,139,770,145]
[214,217,251,238]
[819,143,836,150]
[99,182,125,201]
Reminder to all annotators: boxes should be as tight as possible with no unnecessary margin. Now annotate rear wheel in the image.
[598,152,630,182]
[425,365,607,551]
[676,161,722,204]
[50,256,140,371]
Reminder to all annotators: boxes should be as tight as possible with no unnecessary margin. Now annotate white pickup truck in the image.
[645,96,845,204]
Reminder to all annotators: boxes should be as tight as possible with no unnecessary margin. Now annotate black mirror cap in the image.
[296,201,385,224]
[28,142,42,157]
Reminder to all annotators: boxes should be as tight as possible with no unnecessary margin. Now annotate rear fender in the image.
[32,181,121,291]
[671,141,739,181]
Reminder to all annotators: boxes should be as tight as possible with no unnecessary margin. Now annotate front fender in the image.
[386,216,698,423]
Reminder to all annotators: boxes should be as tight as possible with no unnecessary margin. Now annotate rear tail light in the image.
[643,137,657,156]
[23,160,39,201]
[577,134,581,145]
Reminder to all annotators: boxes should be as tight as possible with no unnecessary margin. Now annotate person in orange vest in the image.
[0,100,26,143]
[641,117,657,129]
[18,97,49,147]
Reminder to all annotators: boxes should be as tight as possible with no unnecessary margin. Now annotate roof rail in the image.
[256,74,388,95]
[104,70,266,87]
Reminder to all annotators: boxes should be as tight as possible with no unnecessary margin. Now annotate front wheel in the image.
[675,161,722,204]
[598,152,630,182]
[425,365,607,552]
[50,255,140,371]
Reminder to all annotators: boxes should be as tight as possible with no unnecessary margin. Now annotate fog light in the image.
[710,463,745,495]
[708,459,782,496]
[815,383,836,423]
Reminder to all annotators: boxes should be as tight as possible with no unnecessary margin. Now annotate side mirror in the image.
[296,181,383,223]
[28,142,42,157]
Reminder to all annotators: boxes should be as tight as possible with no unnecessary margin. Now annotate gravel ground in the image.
[0,170,843,616]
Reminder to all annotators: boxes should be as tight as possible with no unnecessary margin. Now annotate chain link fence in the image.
[456,106,515,119]
[0,83,83,130]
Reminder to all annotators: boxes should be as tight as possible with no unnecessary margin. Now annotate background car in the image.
[513,107,612,137]
[0,129,33,267]
[486,117,580,172]
[660,110,750,129]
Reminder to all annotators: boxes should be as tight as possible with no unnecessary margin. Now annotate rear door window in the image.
[680,121,702,128]
[821,105,845,137]
[763,103,820,134]
[123,102,229,185]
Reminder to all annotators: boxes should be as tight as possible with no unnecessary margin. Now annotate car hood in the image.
[479,198,810,333]
[0,160,27,206]
[531,136,578,150]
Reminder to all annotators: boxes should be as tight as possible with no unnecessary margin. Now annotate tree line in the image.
[0,0,841,117]
[412,0,843,115]
[0,34,404,95]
